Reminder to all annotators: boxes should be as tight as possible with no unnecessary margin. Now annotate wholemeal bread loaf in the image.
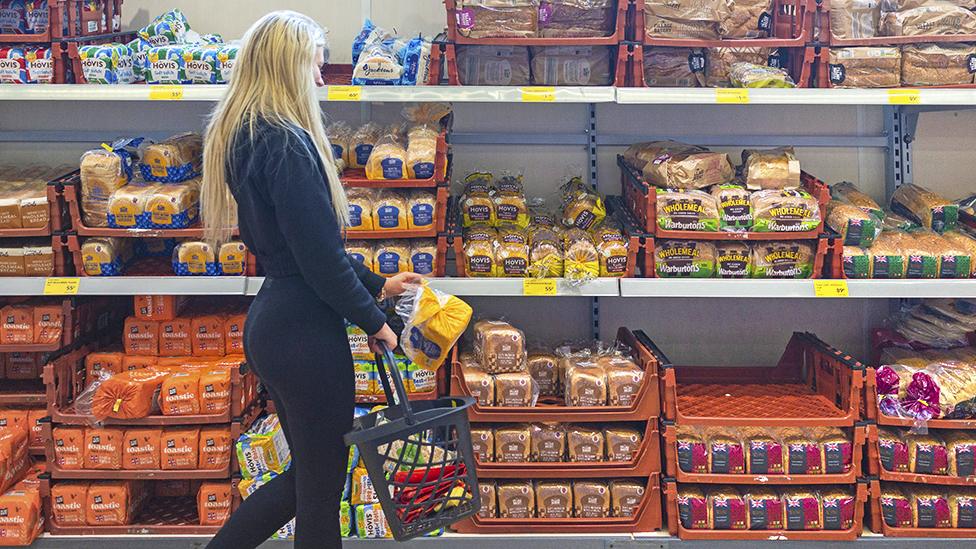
[656,239,717,278]
[751,189,822,233]
[538,0,617,38]
[605,426,642,462]
[494,372,536,406]
[497,481,535,518]
[527,352,560,397]
[564,361,607,406]
[656,189,721,232]
[713,185,753,231]
[715,241,752,279]
[902,44,976,87]
[494,424,532,463]
[536,481,573,518]
[474,319,527,373]
[455,0,539,39]
[891,183,958,234]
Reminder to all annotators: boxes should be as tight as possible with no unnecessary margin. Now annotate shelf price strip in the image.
[523,278,558,296]
[888,89,921,105]
[148,85,184,101]
[520,87,556,102]
[43,277,80,295]
[716,89,750,104]
[813,280,849,297]
[327,85,362,101]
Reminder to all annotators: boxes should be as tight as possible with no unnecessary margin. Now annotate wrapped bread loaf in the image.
[458,354,494,406]
[471,426,494,462]
[828,47,901,88]
[942,232,976,277]
[538,0,617,38]
[643,47,704,87]
[744,432,785,474]
[833,181,884,219]
[605,426,642,461]
[677,486,709,529]
[349,123,382,170]
[741,147,801,191]
[529,236,564,277]
[493,192,528,229]
[374,190,408,230]
[574,480,610,518]
[891,184,958,234]
[656,189,720,232]
[729,62,796,88]
[910,489,951,528]
[92,370,169,420]
[536,481,572,518]
[878,427,910,472]
[140,133,203,183]
[643,0,728,40]
[81,237,130,276]
[819,428,853,474]
[610,480,646,518]
[494,372,536,406]
[494,425,531,462]
[868,230,909,278]
[879,485,912,528]
[527,352,559,397]
[474,319,527,373]
[706,47,776,87]
[745,487,784,530]
[365,128,407,181]
[408,240,437,276]
[880,5,976,36]
[497,481,535,519]
[716,241,752,278]
[676,427,708,473]
[594,224,629,277]
[713,185,753,231]
[908,432,949,475]
[949,490,976,528]
[529,46,612,86]
[108,184,157,229]
[456,45,531,86]
[623,141,734,190]
[784,429,823,474]
[821,488,857,530]
[828,200,881,247]
[496,240,529,277]
[900,230,942,279]
[902,44,976,87]
[601,354,644,406]
[455,0,539,39]
[463,230,496,277]
[346,241,374,272]
[783,489,822,530]
[561,178,605,229]
[326,121,352,166]
[564,229,600,282]
[373,240,409,278]
[530,423,566,462]
[567,425,605,462]
[172,241,216,276]
[656,239,717,278]
[751,189,822,233]
[80,143,139,227]
[564,360,607,406]
[945,429,976,477]
[830,0,881,40]
[406,190,436,230]
[721,0,773,38]
[478,481,497,518]
[751,241,816,278]
[708,487,748,529]
[708,433,745,474]
[346,189,375,232]
[145,178,200,229]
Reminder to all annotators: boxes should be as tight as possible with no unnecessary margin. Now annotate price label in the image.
[523,278,558,296]
[521,87,556,102]
[327,85,362,101]
[716,88,750,104]
[888,89,921,105]
[43,277,80,295]
[814,280,849,298]
[148,85,184,100]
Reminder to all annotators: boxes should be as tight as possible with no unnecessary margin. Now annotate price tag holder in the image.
[523,278,558,296]
[327,85,362,101]
[521,87,556,102]
[149,85,184,101]
[716,89,750,104]
[813,280,849,298]
[43,277,80,295]
[888,89,921,105]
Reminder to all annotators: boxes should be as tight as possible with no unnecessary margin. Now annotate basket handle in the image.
[374,341,416,425]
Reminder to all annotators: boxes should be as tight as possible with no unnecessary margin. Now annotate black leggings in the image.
[208,277,355,549]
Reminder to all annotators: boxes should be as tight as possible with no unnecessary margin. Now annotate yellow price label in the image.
[523,278,558,296]
[888,89,921,105]
[148,85,184,100]
[814,280,849,298]
[716,89,750,104]
[327,85,362,101]
[43,277,80,295]
[521,87,556,102]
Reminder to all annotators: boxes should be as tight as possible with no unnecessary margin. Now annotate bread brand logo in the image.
[0,59,21,72]
[81,58,106,70]
[154,60,179,72]
[659,246,699,259]
[764,249,801,262]
[186,60,211,73]
[663,201,705,215]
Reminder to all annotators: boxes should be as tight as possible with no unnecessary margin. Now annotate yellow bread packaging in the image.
[145,178,201,229]
[346,189,376,232]
[107,184,159,228]
[218,241,248,275]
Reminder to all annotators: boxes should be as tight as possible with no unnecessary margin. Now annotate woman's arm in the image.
[264,128,387,335]
[347,252,385,298]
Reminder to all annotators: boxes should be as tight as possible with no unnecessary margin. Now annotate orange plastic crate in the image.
[868,479,976,537]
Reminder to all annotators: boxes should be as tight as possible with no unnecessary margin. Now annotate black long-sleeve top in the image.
[228,118,388,335]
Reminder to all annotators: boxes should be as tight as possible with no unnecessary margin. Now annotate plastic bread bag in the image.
[395,282,473,370]
[326,121,353,166]
[674,426,709,473]
[560,177,605,230]
[656,239,717,278]
[827,200,881,247]
[833,181,884,219]
[703,428,746,474]
[643,0,728,40]
[139,132,203,183]
[902,44,976,87]
[942,231,976,277]
[462,226,497,276]
[78,43,136,84]
[538,0,617,38]
[79,138,143,227]
[741,147,801,191]
[721,0,774,38]
[349,122,383,169]
[594,222,630,277]
[365,127,407,180]
[528,45,613,86]
[454,0,540,39]
[712,185,752,231]
[751,189,821,233]
[643,47,705,87]
[563,228,600,285]
[473,318,527,374]
[396,35,432,86]
[729,61,795,88]
[880,4,976,37]
[107,183,158,229]
[352,29,402,85]
[656,188,720,231]
[528,235,564,278]
[622,141,734,190]
[829,0,881,41]
[706,47,776,87]
[83,369,169,422]
[139,9,190,46]
[891,183,959,234]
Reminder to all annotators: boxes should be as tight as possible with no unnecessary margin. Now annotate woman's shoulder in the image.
[235,117,314,154]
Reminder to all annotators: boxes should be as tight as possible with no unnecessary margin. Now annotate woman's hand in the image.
[383,272,425,298]
[369,323,399,354]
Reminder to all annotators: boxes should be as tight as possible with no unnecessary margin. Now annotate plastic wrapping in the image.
[528,45,613,86]
[880,4,976,37]
[456,45,531,86]
[352,23,402,85]
[729,62,796,88]
[722,0,774,38]
[139,133,203,183]
[902,44,976,87]
[751,241,815,278]
[365,127,408,180]
[891,183,958,234]
[833,181,884,219]
[560,176,605,229]
[643,47,704,87]
[830,0,881,40]
[828,200,881,247]
[656,239,717,278]
[705,47,776,88]
[539,0,616,37]
[750,189,821,232]
[80,138,142,227]
[78,43,136,84]
[741,147,801,191]
[656,189,720,231]
[828,47,901,88]
[643,0,727,40]
[455,0,540,39]
[396,283,473,370]
[622,141,734,190]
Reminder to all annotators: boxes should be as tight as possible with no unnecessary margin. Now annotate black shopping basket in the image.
[344,342,480,541]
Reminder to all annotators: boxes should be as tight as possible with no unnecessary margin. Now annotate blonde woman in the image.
[202,12,421,548]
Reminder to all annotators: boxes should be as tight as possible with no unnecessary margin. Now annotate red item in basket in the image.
[158,318,193,357]
[393,464,466,522]
[91,369,168,420]
[904,371,943,420]
[198,426,232,471]
[32,303,64,344]
[4,352,38,380]
[197,482,232,526]
[224,313,246,355]
[0,305,33,345]
[191,315,226,357]
[122,428,161,470]
[53,427,85,470]
[84,428,124,470]
[26,409,45,448]
[51,482,89,526]
[0,488,42,546]
[123,317,159,356]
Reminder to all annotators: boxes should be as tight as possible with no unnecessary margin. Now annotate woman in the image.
[201,11,422,548]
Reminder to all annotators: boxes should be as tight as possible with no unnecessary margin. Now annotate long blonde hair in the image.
[202,10,348,245]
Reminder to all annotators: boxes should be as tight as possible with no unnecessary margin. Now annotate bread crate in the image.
[815,0,976,47]
[635,0,812,47]
[664,479,867,540]
[444,0,630,45]
[641,330,863,427]
[65,234,259,277]
[630,43,815,88]
[474,420,661,479]
[43,346,260,426]
[807,45,976,89]
[0,0,122,43]
[450,327,661,423]
[868,479,976,537]
[865,423,976,483]
[340,129,450,187]
[662,422,866,484]
[344,185,449,240]
[40,477,239,536]
[451,474,662,534]
[0,181,66,238]
[643,234,832,279]
[865,366,976,430]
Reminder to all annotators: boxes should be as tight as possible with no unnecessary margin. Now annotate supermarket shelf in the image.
[425,277,621,297]
[0,277,248,296]
[616,87,976,106]
[620,279,976,298]
[0,85,616,103]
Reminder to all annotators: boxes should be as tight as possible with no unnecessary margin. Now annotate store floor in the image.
[22,532,976,548]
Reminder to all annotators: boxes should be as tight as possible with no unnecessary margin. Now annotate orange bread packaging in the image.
[84,428,124,470]
[122,428,161,470]
[134,295,187,321]
[5,353,39,380]
[159,370,202,416]
[123,317,159,356]
[0,305,33,345]
[85,352,124,384]
[224,313,246,355]
[198,482,232,526]
[158,318,192,357]
[0,428,29,491]
[0,409,29,434]
[191,315,225,356]
[12,463,45,492]
[86,481,144,526]
[53,427,85,470]
[32,303,64,345]
[0,489,42,545]
[51,482,88,525]
[26,409,45,448]
[161,427,199,470]
[198,426,232,471]
[92,369,168,420]
[199,368,232,415]
[122,355,157,372]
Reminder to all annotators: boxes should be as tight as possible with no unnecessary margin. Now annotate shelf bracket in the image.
[883,105,912,199]
[588,103,601,340]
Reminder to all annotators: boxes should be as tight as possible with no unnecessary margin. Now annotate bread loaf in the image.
[81,237,129,276]
[497,481,535,519]
[406,125,439,180]
[942,232,976,277]
[346,189,375,232]
[751,241,815,278]
[644,0,727,39]
[909,489,950,528]
[656,189,720,232]
[365,129,407,181]
[828,47,901,88]
[374,240,409,278]
[782,489,822,530]
[751,189,821,233]
[745,433,785,474]
[595,224,630,277]
[878,486,912,528]
[409,239,437,276]
[373,190,408,230]
[530,423,566,462]
[159,370,202,416]
[706,47,775,87]
[172,241,216,276]
[708,487,748,529]
[565,361,607,406]
[902,44,976,87]
[326,121,353,166]
[830,0,880,40]
[715,241,752,278]
[656,239,717,278]
[474,319,527,373]
[949,490,976,528]
[92,370,169,420]
[821,488,857,530]
[908,432,949,475]
[0,245,24,276]
[529,46,612,86]
[722,0,773,38]
[677,486,708,529]
[455,0,539,39]
[456,45,531,86]
[891,183,958,234]
[574,480,610,518]
[623,141,733,190]
[218,241,248,276]
[742,147,801,191]
[529,236,564,277]
[349,123,382,169]
[497,241,530,277]
[567,425,605,462]
[708,433,745,474]
[80,145,138,227]
[785,430,823,474]
[459,354,494,406]
[828,200,881,247]
[713,185,753,231]
[880,5,976,36]
[478,481,497,518]
[536,481,572,518]
[145,179,200,229]
[140,133,203,183]
[605,426,642,462]
[471,426,494,462]
[819,428,854,474]
[602,355,643,406]
[538,0,617,38]
[527,352,560,397]
[745,487,784,529]
[643,47,704,87]
[494,425,531,462]
[676,428,709,472]
[107,184,157,229]
[494,372,536,406]
[23,242,53,277]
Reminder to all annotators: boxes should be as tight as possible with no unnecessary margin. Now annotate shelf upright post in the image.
[883,105,908,202]
[588,103,601,340]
